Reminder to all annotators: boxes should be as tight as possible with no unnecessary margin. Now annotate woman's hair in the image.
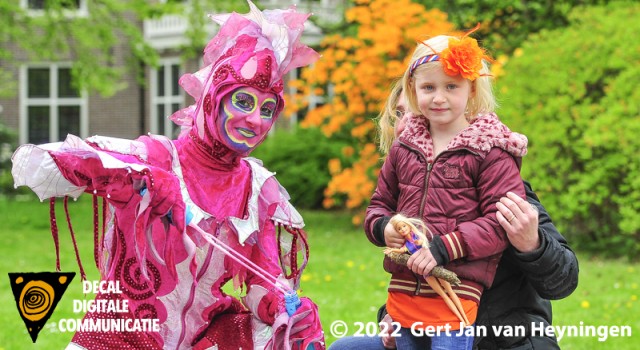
[377,79,403,156]
[389,213,431,243]
[401,35,497,120]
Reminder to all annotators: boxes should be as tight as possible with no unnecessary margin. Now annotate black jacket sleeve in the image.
[508,181,579,299]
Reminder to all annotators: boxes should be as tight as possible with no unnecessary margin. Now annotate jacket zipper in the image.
[397,141,479,295]
[399,141,432,295]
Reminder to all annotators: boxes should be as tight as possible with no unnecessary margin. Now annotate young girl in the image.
[364,32,528,349]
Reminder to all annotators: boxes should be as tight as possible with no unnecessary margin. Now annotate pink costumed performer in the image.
[11,1,324,349]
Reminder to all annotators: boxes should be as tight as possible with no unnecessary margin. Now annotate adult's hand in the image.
[379,313,397,349]
[496,191,540,253]
[406,247,437,276]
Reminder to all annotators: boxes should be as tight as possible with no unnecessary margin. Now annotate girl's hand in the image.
[384,221,405,248]
[407,247,437,276]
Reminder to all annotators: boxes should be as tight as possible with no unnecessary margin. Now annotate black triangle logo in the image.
[8,272,76,343]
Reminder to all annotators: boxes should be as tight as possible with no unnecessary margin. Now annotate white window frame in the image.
[19,63,89,144]
[150,58,184,138]
[21,0,89,17]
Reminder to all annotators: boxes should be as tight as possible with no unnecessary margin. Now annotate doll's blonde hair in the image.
[401,35,497,121]
[389,213,431,243]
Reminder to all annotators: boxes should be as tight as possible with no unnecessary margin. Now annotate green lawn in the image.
[0,197,638,349]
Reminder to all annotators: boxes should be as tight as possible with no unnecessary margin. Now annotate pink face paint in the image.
[216,86,277,154]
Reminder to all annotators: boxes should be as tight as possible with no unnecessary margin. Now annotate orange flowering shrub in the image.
[287,0,459,222]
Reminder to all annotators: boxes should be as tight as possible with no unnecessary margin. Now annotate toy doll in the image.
[384,214,469,326]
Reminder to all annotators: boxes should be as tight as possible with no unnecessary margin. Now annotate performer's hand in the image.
[288,297,324,347]
[268,297,325,350]
[496,191,540,253]
[407,247,437,276]
[379,313,397,349]
[50,150,137,206]
[142,168,186,232]
[384,221,404,248]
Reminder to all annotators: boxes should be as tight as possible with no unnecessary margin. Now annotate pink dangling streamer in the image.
[63,196,87,280]
[93,195,100,269]
[101,196,107,271]
[279,225,310,285]
[49,198,61,272]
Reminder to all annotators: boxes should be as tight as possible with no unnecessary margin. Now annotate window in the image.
[150,59,183,138]
[22,0,88,17]
[20,65,87,144]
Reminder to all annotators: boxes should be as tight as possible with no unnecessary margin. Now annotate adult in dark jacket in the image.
[473,181,579,349]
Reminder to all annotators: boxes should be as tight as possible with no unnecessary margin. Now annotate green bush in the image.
[251,126,347,209]
[496,3,640,259]
[420,0,610,56]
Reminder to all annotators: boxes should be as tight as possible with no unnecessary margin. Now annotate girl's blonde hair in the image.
[389,213,431,243]
[377,79,403,155]
[401,35,497,121]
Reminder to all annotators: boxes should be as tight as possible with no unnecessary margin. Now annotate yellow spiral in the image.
[19,280,54,322]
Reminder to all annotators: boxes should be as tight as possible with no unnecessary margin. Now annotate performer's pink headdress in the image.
[171,0,320,156]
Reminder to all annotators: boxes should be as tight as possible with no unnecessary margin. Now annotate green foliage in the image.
[251,127,348,209]
[496,3,640,259]
[418,0,611,55]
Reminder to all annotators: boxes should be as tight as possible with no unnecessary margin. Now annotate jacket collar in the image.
[398,112,528,160]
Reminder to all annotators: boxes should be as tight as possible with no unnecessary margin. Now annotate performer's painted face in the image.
[217,87,277,154]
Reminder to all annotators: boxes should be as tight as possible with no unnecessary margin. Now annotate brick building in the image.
[0,0,343,145]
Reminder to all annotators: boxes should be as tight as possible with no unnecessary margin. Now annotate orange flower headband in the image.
[409,27,491,81]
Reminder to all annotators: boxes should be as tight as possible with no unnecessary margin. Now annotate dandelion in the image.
[324,275,332,282]
[514,48,524,57]
[301,274,312,282]
[359,264,366,271]
[346,260,355,268]
[631,295,637,301]
[581,300,590,309]
[378,281,387,288]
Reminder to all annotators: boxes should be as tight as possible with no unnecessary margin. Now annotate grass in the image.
[0,196,638,349]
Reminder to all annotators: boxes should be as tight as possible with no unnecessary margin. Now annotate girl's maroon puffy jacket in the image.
[365,113,528,303]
